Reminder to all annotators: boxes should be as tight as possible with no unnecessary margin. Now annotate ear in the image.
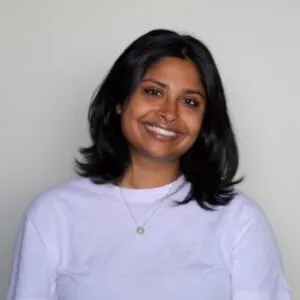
[116,104,122,114]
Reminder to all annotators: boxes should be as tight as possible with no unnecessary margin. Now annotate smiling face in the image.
[118,56,206,164]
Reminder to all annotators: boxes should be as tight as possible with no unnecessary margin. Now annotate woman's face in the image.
[118,56,206,163]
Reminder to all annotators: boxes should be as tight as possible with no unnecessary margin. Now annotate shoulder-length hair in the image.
[76,29,242,210]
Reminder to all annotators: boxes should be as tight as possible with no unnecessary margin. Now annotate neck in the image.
[119,156,180,189]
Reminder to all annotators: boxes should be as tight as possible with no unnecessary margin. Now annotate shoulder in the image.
[218,191,269,226]
[215,191,282,260]
[24,178,113,224]
[214,191,278,254]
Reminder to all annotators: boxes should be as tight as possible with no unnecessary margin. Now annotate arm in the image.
[7,203,60,300]
[231,202,291,300]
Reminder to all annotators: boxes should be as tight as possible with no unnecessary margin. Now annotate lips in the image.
[143,123,181,139]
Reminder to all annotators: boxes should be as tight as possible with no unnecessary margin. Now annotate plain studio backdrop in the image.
[0,0,299,298]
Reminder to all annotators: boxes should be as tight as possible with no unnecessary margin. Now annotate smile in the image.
[144,124,179,137]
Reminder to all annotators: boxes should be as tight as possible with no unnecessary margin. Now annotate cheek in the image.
[120,105,145,139]
[121,112,135,138]
[123,96,149,119]
[185,114,204,136]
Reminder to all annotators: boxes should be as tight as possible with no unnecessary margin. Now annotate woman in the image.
[7,29,291,300]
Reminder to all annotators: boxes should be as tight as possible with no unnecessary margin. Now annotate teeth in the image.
[145,125,177,137]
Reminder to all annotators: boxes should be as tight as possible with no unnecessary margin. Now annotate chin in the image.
[143,150,180,163]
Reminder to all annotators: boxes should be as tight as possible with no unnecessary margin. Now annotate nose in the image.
[157,99,178,123]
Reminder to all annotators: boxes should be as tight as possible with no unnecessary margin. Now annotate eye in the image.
[143,87,163,97]
[183,98,199,107]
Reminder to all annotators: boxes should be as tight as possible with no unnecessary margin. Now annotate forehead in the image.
[143,57,203,87]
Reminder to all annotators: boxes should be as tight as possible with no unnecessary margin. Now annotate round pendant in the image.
[136,226,145,235]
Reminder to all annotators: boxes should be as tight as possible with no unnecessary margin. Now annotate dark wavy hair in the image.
[76,29,242,210]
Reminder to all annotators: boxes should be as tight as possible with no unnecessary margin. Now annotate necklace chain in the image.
[118,181,178,235]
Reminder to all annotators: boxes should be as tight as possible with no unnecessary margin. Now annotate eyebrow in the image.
[142,78,205,98]
[142,79,167,88]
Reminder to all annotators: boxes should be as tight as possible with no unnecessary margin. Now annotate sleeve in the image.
[6,208,59,300]
[231,204,292,300]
